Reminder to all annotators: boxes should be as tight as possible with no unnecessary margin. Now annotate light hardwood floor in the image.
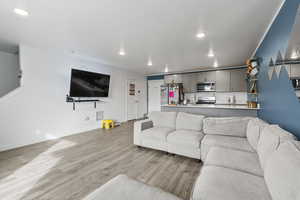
[0,122,202,200]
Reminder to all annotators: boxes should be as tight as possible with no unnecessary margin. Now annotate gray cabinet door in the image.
[230,68,247,92]
[197,71,216,82]
[216,70,230,92]
[291,64,300,78]
[182,73,198,93]
[190,73,198,93]
[197,72,205,82]
[182,74,191,93]
[205,71,216,82]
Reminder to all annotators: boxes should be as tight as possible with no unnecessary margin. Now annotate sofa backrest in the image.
[176,112,205,132]
[246,118,269,150]
[149,111,177,129]
[264,141,300,200]
[203,117,251,137]
[257,125,296,170]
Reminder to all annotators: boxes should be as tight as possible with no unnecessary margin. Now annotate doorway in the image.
[126,79,139,121]
[148,79,164,113]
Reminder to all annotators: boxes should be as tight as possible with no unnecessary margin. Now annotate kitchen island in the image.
[161,104,259,117]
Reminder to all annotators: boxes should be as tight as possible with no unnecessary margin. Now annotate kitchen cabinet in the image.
[290,64,300,78]
[182,73,198,93]
[190,73,198,93]
[216,70,230,92]
[197,71,216,82]
[164,74,182,84]
[182,74,191,93]
[178,68,247,93]
[230,68,247,92]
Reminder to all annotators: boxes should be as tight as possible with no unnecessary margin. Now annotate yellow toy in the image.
[101,120,115,130]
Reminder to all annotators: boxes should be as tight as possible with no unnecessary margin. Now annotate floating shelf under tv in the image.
[66,95,105,111]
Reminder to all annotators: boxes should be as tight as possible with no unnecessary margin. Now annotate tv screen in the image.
[69,69,110,97]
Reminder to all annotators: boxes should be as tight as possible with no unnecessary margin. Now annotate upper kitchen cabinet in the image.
[216,70,230,92]
[190,73,199,93]
[197,71,216,82]
[164,74,182,84]
[182,74,191,93]
[291,64,300,78]
[230,68,247,92]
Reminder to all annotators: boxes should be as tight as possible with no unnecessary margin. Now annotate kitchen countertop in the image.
[161,104,260,110]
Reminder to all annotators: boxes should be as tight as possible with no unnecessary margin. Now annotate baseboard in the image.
[0,125,103,152]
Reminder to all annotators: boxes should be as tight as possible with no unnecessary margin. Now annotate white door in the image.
[148,80,164,113]
[127,79,138,120]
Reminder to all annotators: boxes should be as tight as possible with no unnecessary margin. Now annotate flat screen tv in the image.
[69,69,110,97]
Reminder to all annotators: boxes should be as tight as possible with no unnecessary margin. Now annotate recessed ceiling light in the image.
[196,32,206,39]
[213,60,219,68]
[165,65,169,73]
[208,50,214,58]
[291,51,298,59]
[14,8,29,16]
[119,49,126,56]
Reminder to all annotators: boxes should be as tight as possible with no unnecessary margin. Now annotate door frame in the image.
[126,79,137,121]
[147,79,164,113]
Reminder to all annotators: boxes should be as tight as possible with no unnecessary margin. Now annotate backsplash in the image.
[215,92,247,104]
[185,92,247,104]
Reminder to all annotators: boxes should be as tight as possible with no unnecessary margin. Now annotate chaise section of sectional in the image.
[191,165,272,200]
[204,146,263,177]
[192,118,298,200]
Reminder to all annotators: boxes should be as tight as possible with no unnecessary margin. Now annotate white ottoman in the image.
[83,174,182,200]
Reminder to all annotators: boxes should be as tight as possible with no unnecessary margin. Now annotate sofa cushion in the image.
[246,118,268,150]
[205,147,263,176]
[167,130,204,148]
[203,117,251,137]
[201,135,255,161]
[264,141,300,200]
[141,127,174,141]
[175,112,205,131]
[257,125,296,169]
[84,174,182,200]
[191,166,271,200]
[149,111,177,129]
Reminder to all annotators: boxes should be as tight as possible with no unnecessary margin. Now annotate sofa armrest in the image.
[134,119,153,146]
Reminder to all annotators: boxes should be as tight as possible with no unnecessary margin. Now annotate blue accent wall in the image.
[255,0,300,139]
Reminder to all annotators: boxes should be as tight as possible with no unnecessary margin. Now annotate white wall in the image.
[0,45,147,151]
[0,51,20,97]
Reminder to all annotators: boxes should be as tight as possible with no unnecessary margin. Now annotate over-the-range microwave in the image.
[196,82,216,92]
[291,78,300,90]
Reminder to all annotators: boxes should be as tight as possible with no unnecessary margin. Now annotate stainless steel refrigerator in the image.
[161,84,184,105]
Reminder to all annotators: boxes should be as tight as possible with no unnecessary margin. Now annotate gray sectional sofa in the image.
[85,111,300,200]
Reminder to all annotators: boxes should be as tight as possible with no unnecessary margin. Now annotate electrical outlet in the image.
[96,111,104,121]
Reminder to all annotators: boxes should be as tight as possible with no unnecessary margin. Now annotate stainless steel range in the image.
[196,96,216,104]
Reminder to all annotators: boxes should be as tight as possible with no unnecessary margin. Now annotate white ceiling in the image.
[0,0,283,74]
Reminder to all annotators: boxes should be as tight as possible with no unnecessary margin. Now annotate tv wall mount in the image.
[66,95,104,111]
